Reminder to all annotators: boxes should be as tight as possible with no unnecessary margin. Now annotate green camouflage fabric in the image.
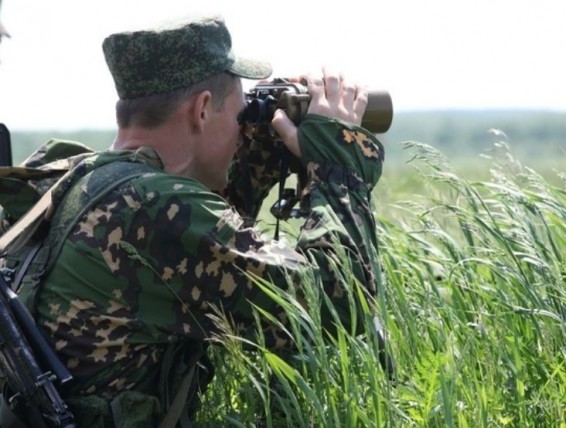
[19,116,384,421]
[220,129,286,223]
[0,139,94,235]
[103,16,272,99]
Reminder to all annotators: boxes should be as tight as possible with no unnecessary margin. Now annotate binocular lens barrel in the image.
[362,90,394,134]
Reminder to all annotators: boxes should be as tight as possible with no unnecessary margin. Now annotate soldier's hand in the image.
[271,67,368,158]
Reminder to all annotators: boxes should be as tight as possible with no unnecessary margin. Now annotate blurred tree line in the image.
[8,110,566,165]
[383,110,566,161]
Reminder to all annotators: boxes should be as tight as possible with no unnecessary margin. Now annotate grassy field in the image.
[195,139,566,427]
[5,113,566,426]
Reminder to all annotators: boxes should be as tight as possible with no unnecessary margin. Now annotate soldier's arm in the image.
[210,115,383,347]
[218,133,285,222]
[112,115,384,349]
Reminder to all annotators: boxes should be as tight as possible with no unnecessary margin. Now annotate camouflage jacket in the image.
[13,114,384,422]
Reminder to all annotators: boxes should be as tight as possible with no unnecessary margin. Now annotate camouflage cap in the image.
[102,16,272,99]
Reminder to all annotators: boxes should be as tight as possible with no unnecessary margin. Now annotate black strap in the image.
[0,123,13,167]
[273,148,291,241]
[10,240,44,294]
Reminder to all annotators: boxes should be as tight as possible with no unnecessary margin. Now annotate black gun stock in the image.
[0,272,75,427]
[0,123,13,167]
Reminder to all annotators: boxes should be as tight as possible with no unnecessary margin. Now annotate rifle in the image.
[0,271,76,427]
[0,123,13,167]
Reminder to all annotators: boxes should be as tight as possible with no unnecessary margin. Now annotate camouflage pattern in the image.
[19,138,95,169]
[221,130,286,223]
[0,139,94,235]
[14,116,384,423]
[103,16,272,100]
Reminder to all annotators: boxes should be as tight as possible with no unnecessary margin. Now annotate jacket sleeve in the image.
[219,131,286,223]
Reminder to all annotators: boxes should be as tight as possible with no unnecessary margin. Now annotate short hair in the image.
[116,72,239,129]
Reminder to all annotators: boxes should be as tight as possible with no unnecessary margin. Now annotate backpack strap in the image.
[9,240,43,293]
[0,171,69,256]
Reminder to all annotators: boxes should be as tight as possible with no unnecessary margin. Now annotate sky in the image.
[0,0,565,131]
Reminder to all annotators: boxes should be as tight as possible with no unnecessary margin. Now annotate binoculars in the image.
[239,78,393,221]
[240,78,393,135]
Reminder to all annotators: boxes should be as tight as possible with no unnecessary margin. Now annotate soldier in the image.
[7,15,386,427]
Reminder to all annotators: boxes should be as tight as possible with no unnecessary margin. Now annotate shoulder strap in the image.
[0,171,69,256]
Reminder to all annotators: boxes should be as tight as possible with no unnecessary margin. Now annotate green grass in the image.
[194,139,566,427]
[7,125,565,426]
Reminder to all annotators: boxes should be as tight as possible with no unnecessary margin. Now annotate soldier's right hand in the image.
[271,67,368,159]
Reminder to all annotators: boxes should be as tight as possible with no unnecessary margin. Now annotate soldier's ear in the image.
[192,90,212,133]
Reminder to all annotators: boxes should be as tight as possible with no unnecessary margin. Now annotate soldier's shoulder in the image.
[131,171,214,198]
